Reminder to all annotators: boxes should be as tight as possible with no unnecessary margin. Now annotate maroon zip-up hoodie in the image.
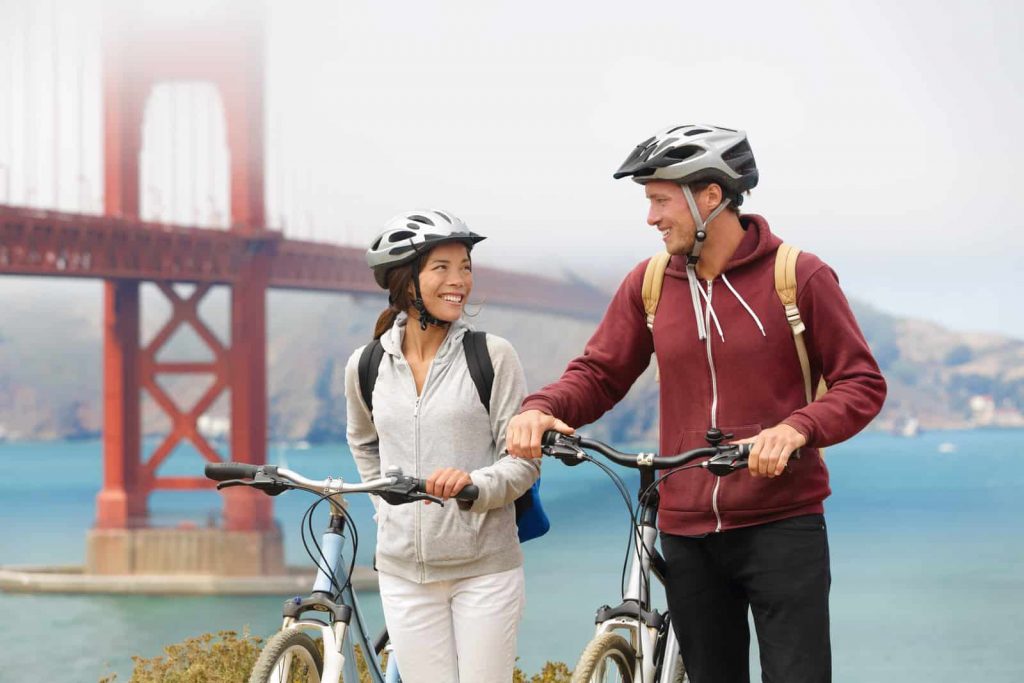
[522,215,886,535]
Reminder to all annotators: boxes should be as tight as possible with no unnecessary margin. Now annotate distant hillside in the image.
[0,284,1021,442]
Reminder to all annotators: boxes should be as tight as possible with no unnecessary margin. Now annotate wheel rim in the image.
[593,648,632,683]
[268,646,320,683]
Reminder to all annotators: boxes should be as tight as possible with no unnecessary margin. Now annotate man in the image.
[506,125,886,682]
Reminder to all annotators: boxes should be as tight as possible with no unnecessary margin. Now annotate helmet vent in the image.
[388,230,416,243]
[664,144,703,161]
[435,211,453,224]
[723,140,752,161]
[684,128,711,136]
[408,215,434,226]
[388,244,416,256]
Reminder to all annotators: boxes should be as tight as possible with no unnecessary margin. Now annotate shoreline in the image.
[0,564,379,596]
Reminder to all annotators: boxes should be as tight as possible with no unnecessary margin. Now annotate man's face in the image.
[645,180,696,255]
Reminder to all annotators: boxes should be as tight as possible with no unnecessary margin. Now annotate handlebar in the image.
[205,462,270,482]
[203,462,480,506]
[540,431,752,476]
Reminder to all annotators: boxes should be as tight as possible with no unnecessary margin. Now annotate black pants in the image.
[661,515,831,683]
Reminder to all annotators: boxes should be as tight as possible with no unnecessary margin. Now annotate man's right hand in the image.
[506,410,575,459]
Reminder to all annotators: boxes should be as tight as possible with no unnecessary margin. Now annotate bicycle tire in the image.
[571,632,636,683]
[249,629,324,683]
[665,653,687,683]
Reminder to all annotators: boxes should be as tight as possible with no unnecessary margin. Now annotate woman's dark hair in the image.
[373,264,417,339]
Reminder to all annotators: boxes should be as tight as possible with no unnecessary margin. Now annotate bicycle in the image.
[539,430,752,683]
[204,461,479,683]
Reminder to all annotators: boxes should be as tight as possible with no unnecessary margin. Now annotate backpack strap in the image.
[641,251,672,331]
[357,339,386,415]
[460,330,546,540]
[462,331,494,414]
[774,243,826,405]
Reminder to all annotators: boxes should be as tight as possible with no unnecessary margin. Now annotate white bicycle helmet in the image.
[366,209,486,288]
[613,124,758,198]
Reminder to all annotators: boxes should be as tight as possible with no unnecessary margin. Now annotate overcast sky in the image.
[2,0,1022,338]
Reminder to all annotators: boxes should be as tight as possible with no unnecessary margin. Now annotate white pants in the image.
[378,566,525,683]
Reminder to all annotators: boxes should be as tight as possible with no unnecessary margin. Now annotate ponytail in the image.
[373,265,416,339]
[373,307,400,340]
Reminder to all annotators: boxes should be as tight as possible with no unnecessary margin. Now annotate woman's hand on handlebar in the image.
[424,467,473,504]
[734,424,807,478]
[506,410,575,459]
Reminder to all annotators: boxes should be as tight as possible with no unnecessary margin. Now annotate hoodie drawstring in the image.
[685,272,766,341]
[722,274,766,337]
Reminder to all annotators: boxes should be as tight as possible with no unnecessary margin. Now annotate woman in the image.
[345,209,539,683]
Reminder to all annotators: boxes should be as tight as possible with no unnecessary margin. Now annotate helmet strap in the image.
[410,258,449,332]
[682,184,731,265]
[681,184,731,341]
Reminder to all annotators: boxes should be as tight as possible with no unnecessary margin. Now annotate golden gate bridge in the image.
[0,0,608,582]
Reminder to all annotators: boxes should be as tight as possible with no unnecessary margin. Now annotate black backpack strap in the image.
[462,331,494,414]
[357,339,386,416]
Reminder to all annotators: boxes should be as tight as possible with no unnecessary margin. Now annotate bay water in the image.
[1,429,1022,681]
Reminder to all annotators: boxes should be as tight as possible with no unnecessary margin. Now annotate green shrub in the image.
[101,629,572,682]
[100,630,262,682]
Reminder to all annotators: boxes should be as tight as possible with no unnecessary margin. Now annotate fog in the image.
[2,0,1022,336]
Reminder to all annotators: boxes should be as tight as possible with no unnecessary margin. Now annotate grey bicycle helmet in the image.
[366,209,486,288]
[612,124,758,196]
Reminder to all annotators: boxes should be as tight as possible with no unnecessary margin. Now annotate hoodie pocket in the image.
[660,424,761,514]
[376,502,416,561]
[419,504,483,566]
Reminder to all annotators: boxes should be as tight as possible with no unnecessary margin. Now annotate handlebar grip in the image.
[457,485,480,501]
[205,462,259,481]
[414,479,480,501]
[541,430,562,446]
[736,443,753,457]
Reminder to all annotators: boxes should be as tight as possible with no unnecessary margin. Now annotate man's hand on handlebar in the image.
[735,423,807,478]
[424,467,473,504]
[506,410,575,459]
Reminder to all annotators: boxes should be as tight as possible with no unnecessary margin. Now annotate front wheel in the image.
[249,629,324,683]
[571,632,636,683]
[664,653,687,683]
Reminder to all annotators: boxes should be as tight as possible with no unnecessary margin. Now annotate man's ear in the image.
[703,182,723,211]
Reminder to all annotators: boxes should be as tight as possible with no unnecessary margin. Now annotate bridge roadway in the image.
[0,203,610,320]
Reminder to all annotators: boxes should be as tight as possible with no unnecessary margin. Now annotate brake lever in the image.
[377,475,446,507]
[214,478,289,496]
[702,447,750,477]
[409,492,445,506]
[541,441,586,467]
[377,490,445,506]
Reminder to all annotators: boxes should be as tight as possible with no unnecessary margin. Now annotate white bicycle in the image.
[205,461,478,683]
[540,431,751,683]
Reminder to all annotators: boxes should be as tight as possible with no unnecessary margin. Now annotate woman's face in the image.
[412,242,473,323]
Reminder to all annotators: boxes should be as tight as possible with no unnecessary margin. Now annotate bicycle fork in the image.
[591,511,684,682]
[277,511,387,683]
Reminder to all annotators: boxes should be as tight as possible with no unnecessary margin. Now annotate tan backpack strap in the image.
[774,244,814,404]
[641,251,671,331]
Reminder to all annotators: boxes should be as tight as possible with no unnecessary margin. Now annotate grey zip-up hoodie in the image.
[344,315,540,583]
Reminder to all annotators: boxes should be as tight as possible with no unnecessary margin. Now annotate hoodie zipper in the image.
[703,279,725,533]
[412,359,436,583]
[413,393,424,582]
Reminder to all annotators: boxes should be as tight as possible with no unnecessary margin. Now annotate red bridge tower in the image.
[88,2,280,575]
